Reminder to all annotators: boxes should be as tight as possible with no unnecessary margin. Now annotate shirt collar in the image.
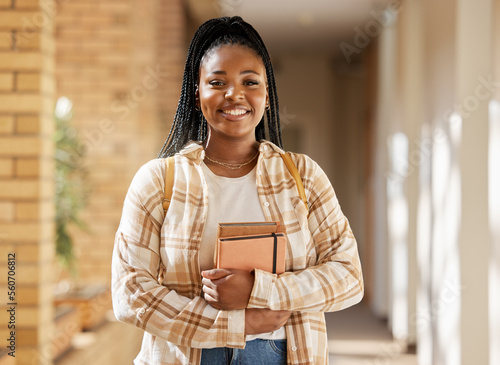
[178,141,205,162]
[258,139,285,157]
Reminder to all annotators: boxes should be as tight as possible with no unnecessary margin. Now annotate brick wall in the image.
[0,0,56,364]
[0,0,186,363]
[55,0,185,284]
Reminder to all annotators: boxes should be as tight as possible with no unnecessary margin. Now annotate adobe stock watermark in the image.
[30,290,111,364]
[364,339,406,365]
[279,105,296,128]
[16,0,70,48]
[29,319,80,364]
[218,0,245,16]
[385,74,500,183]
[110,65,168,121]
[410,279,465,333]
[339,0,412,63]
[58,64,168,158]
[365,279,465,365]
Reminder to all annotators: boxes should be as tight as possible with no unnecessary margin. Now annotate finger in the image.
[203,293,222,309]
[201,277,216,290]
[202,285,218,300]
[203,291,216,302]
[211,274,231,285]
[201,269,233,280]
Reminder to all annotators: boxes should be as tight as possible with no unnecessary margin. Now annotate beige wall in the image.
[273,52,335,177]
[272,51,370,300]
[330,61,365,241]
[272,50,367,253]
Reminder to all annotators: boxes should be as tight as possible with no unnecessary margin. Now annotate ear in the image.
[195,87,200,109]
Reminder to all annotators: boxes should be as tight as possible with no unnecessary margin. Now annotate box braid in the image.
[158,16,283,158]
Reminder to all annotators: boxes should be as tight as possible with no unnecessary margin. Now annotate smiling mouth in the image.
[220,109,249,116]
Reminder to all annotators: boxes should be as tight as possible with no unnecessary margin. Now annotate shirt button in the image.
[291,345,297,351]
[138,308,146,316]
[264,202,270,207]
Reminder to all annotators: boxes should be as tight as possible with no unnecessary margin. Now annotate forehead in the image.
[200,44,265,73]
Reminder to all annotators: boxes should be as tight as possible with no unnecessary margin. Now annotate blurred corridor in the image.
[0,0,499,364]
[327,303,417,364]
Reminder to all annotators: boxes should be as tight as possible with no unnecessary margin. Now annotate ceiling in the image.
[187,0,392,55]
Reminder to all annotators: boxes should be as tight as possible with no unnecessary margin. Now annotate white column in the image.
[372,13,398,320]
[396,0,424,347]
[421,1,461,364]
[489,3,500,364]
[456,0,492,363]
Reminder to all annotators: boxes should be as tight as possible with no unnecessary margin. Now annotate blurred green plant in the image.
[54,97,90,275]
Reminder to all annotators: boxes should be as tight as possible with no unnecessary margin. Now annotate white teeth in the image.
[222,109,247,116]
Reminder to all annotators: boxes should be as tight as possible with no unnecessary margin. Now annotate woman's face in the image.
[197,44,268,142]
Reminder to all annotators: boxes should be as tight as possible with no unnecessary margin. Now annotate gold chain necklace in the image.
[204,151,259,170]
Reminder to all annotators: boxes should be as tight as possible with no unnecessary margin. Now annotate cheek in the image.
[199,90,219,110]
[251,91,267,109]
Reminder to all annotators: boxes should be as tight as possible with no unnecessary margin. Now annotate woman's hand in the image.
[201,269,254,310]
[245,309,292,335]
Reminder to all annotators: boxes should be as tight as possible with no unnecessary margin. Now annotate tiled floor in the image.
[55,312,143,365]
[57,301,419,364]
[326,302,418,364]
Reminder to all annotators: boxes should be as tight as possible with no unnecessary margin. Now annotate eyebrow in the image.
[209,70,260,76]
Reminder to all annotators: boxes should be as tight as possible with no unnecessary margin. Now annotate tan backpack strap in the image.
[162,157,175,213]
[280,152,309,215]
[159,157,174,285]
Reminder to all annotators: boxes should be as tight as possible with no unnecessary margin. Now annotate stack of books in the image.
[215,222,286,274]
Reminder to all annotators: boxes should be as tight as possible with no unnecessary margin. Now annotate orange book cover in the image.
[216,232,286,274]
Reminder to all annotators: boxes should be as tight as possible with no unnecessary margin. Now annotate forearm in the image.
[244,308,292,335]
[248,257,363,312]
[112,239,246,349]
[247,217,363,312]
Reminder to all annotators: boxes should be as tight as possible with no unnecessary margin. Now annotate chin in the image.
[211,122,259,139]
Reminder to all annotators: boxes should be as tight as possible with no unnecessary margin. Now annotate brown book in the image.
[217,221,282,238]
[216,232,286,274]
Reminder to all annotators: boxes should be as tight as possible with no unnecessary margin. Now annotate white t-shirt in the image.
[200,162,286,341]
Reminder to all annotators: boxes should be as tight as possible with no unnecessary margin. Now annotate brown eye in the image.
[209,80,224,86]
[244,80,260,86]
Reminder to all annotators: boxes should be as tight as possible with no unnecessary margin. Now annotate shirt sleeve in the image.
[248,155,364,312]
[111,159,246,349]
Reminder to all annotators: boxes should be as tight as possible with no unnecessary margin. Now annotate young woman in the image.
[112,16,363,365]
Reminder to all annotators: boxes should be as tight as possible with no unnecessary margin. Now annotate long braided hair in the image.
[157,16,282,158]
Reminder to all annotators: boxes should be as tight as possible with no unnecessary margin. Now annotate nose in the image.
[225,84,243,100]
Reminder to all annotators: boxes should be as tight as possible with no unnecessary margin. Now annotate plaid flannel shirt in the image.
[112,140,363,364]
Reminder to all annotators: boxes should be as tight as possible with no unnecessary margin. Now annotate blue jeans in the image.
[201,339,287,365]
